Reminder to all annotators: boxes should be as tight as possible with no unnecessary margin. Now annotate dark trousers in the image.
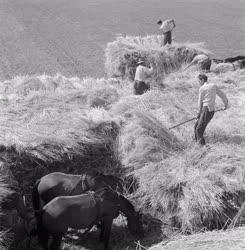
[134,81,150,95]
[201,59,212,71]
[224,56,245,63]
[194,106,214,145]
[163,31,172,46]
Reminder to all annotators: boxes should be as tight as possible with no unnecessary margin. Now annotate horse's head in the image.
[94,187,119,203]
[118,195,144,238]
[92,174,124,194]
[127,211,144,238]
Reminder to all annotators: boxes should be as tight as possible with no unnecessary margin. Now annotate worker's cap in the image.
[157,20,162,25]
[136,60,145,65]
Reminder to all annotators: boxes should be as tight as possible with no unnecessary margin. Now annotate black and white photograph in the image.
[0,0,245,249]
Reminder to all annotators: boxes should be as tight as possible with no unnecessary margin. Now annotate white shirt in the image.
[198,82,228,111]
[159,19,176,33]
[134,65,153,82]
[192,54,209,64]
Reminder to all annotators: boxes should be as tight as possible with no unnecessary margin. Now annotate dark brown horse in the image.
[32,171,124,213]
[36,188,144,250]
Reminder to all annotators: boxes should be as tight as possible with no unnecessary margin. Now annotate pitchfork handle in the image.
[169,109,224,130]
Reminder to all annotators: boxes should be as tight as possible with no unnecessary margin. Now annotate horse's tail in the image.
[32,179,41,216]
[34,208,46,237]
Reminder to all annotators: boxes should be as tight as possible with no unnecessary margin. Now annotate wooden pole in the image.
[169,109,224,130]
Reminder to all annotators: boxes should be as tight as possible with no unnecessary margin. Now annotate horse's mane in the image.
[89,170,103,177]
[93,187,119,202]
[93,174,124,192]
[118,194,135,213]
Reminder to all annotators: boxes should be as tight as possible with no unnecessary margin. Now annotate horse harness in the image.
[80,174,88,191]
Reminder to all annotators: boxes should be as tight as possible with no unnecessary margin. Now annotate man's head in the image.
[198,74,208,86]
[137,59,145,66]
[157,20,162,25]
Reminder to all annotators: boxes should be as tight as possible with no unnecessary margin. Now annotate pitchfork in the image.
[169,108,225,130]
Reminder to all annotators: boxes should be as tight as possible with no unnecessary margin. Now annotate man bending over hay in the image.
[134,60,153,95]
[195,74,229,146]
[184,54,212,72]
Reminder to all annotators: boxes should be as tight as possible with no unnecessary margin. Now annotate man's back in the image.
[134,65,153,82]
[199,83,228,111]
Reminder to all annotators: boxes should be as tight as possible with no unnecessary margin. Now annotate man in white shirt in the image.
[134,60,153,95]
[157,19,175,46]
[195,74,229,145]
[184,54,212,72]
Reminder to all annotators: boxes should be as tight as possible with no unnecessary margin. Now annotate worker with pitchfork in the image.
[195,74,229,146]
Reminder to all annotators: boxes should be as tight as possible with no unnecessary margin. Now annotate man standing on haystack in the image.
[184,54,212,72]
[157,19,176,46]
[195,74,229,146]
[134,59,153,95]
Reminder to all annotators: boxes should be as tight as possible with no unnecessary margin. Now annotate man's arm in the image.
[216,86,229,109]
[198,88,204,117]
[144,64,153,75]
[183,61,194,71]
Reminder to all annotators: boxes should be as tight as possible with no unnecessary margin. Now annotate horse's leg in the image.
[102,217,113,250]
[99,221,105,241]
[37,226,50,250]
[50,233,63,250]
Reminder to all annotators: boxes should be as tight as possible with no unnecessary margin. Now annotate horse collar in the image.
[80,174,87,190]
[88,192,101,224]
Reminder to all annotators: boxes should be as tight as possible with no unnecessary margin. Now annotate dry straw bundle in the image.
[134,144,245,232]
[118,109,185,172]
[0,34,244,249]
[105,35,210,83]
[149,226,245,250]
[0,75,122,195]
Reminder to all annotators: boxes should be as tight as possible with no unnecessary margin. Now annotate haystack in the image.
[134,144,245,232]
[118,110,184,172]
[149,226,245,250]
[105,35,210,83]
[0,75,122,200]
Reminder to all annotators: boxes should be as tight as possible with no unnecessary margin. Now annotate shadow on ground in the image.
[12,214,164,250]
[62,214,164,250]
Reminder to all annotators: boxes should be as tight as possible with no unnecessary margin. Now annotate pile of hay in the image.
[134,144,245,232]
[149,226,245,250]
[118,110,185,172]
[0,75,122,197]
[0,74,126,109]
[105,35,210,83]
[114,69,245,232]
[0,36,245,249]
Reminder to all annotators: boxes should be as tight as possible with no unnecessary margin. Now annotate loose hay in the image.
[0,37,244,250]
[118,110,184,172]
[149,226,245,250]
[0,75,122,202]
[105,35,210,83]
[134,144,245,232]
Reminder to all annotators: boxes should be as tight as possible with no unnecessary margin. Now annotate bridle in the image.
[80,174,88,191]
